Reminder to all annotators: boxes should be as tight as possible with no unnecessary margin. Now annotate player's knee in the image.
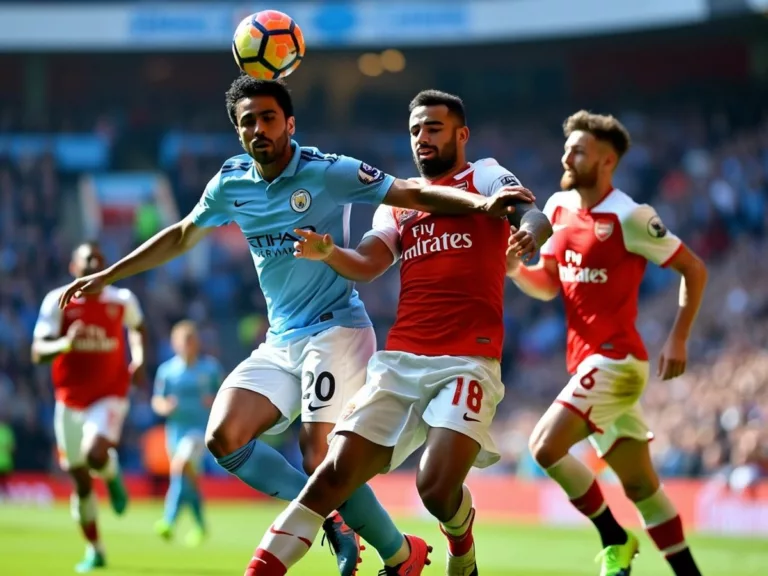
[416,469,459,522]
[620,474,659,503]
[84,444,109,471]
[301,447,327,476]
[205,420,250,459]
[528,431,564,469]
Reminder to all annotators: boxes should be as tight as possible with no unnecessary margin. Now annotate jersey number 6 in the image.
[451,377,483,414]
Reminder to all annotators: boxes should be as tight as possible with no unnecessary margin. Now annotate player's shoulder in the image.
[39,285,67,310]
[202,355,223,373]
[217,154,254,183]
[595,188,652,223]
[543,190,581,216]
[100,285,138,306]
[296,146,340,172]
[465,158,521,196]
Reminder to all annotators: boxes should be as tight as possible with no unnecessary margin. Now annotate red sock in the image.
[440,510,475,557]
[647,515,686,555]
[245,548,287,576]
[445,530,474,557]
[80,521,99,545]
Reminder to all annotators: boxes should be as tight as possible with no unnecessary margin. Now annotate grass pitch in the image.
[0,501,765,575]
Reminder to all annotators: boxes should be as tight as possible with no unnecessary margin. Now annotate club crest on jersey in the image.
[357,162,385,185]
[290,189,312,213]
[647,215,668,238]
[594,220,614,241]
[395,208,420,227]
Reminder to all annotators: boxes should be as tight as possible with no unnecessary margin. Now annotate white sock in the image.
[258,500,324,569]
[635,486,688,556]
[383,538,411,567]
[546,454,606,518]
[441,484,474,536]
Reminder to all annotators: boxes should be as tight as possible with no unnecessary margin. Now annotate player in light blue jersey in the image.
[152,320,222,547]
[58,75,529,576]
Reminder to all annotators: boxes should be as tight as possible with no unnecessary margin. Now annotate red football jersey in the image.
[366,159,519,359]
[34,285,144,409]
[540,188,683,374]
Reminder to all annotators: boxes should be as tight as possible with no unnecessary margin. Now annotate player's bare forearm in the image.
[104,217,209,284]
[383,178,486,215]
[325,241,392,283]
[667,247,708,341]
[508,259,560,301]
[517,206,553,248]
[128,325,147,370]
[31,337,71,364]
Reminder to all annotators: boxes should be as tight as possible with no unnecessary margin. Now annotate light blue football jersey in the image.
[190,141,395,343]
[154,355,223,445]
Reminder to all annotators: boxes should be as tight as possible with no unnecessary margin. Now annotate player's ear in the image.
[286,116,296,136]
[457,126,469,145]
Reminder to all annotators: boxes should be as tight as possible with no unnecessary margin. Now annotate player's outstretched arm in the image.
[58,215,211,309]
[506,240,560,301]
[293,228,394,282]
[383,177,536,218]
[657,245,708,380]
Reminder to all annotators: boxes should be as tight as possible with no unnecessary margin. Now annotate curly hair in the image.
[225,75,294,126]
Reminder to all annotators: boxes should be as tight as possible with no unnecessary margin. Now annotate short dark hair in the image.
[409,89,466,126]
[563,110,631,158]
[225,75,294,126]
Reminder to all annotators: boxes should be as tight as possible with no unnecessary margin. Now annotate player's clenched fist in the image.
[293,228,335,261]
[507,226,538,264]
[483,185,536,218]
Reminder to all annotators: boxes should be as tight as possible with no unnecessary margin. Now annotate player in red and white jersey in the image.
[245,90,551,576]
[507,111,707,576]
[31,241,146,573]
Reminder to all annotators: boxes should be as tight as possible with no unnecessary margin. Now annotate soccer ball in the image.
[232,10,305,80]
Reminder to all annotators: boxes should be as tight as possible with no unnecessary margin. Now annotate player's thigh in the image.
[207,347,301,452]
[603,434,660,502]
[331,350,427,472]
[82,396,129,446]
[417,427,479,508]
[422,356,506,470]
[551,355,648,457]
[53,402,86,470]
[300,326,376,426]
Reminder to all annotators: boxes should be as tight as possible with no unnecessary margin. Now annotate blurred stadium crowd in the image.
[1,41,767,489]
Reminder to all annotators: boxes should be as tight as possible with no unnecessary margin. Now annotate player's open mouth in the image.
[417,148,436,158]
[252,141,271,150]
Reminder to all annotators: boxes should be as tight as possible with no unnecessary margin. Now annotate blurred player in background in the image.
[58,76,527,576]
[247,90,552,576]
[32,241,146,573]
[507,111,707,576]
[152,320,223,546]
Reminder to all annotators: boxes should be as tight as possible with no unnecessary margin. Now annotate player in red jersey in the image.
[31,241,147,573]
[507,111,707,576]
[242,90,551,576]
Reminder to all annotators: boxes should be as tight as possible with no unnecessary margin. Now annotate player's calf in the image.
[607,441,701,576]
[418,429,480,576]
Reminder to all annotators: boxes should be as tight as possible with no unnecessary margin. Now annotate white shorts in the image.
[556,354,652,457]
[54,396,129,470]
[221,326,376,435]
[172,432,206,470]
[333,351,505,472]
